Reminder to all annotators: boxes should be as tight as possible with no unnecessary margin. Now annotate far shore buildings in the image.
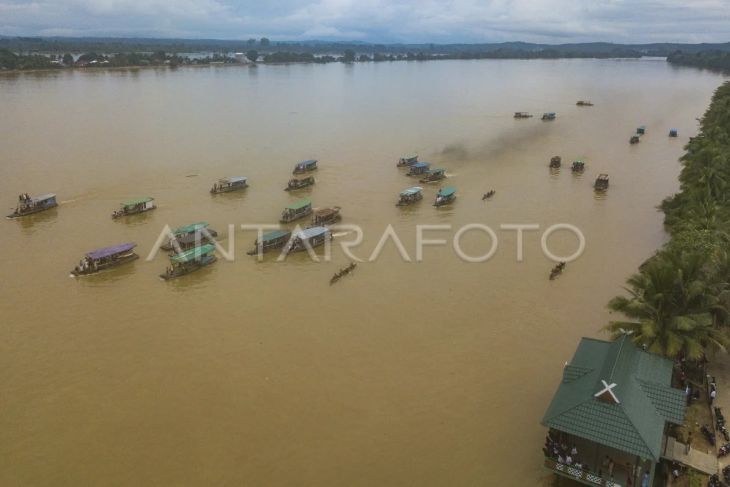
[541,335,687,487]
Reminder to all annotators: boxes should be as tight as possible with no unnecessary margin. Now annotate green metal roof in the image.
[174,222,209,235]
[170,243,216,263]
[541,335,685,461]
[122,197,153,207]
[286,198,311,211]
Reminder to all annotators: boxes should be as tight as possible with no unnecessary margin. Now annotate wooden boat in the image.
[407,162,431,176]
[312,206,341,226]
[280,198,312,223]
[168,231,217,254]
[397,154,419,167]
[7,193,57,218]
[160,243,217,280]
[285,176,315,191]
[293,159,318,174]
[576,100,594,106]
[71,242,138,276]
[283,226,332,254]
[571,160,585,172]
[594,174,609,191]
[549,262,566,280]
[211,176,248,194]
[636,126,646,135]
[419,168,446,183]
[514,112,533,119]
[434,186,457,207]
[246,229,292,255]
[541,112,556,121]
[330,262,357,284]
[669,128,678,138]
[630,135,641,144]
[112,197,155,219]
[482,190,496,200]
[160,222,218,251]
[549,156,561,168]
[396,186,423,206]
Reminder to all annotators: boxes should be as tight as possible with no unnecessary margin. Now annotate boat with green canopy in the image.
[434,187,457,207]
[293,159,318,174]
[160,243,217,280]
[396,186,423,206]
[280,198,313,223]
[160,222,219,251]
[168,230,218,254]
[71,242,138,276]
[397,154,419,167]
[211,176,248,194]
[247,229,292,255]
[7,193,58,218]
[111,197,156,219]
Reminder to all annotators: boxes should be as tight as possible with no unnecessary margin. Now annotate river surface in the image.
[1,59,726,486]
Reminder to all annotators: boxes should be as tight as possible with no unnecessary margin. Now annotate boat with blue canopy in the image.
[160,243,217,280]
[161,222,219,251]
[407,162,431,176]
[285,175,315,191]
[71,242,138,276]
[112,197,156,219]
[280,198,313,223]
[283,226,332,254]
[397,186,423,206]
[293,159,318,174]
[637,126,646,135]
[397,154,419,167]
[541,112,556,121]
[7,193,58,218]
[419,168,446,183]
[211,176,248,194]
[247,229,292,255]
[434,187,457,207]
[669,128,678,137]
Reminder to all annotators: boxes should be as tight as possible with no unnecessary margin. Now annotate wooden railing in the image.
[544,458,623,487]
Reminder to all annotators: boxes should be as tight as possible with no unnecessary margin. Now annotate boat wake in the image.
[332,231,352,238]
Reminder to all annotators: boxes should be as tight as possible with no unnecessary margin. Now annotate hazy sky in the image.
[1,0,729,43]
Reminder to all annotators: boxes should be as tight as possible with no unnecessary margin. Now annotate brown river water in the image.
[0,59,726,486]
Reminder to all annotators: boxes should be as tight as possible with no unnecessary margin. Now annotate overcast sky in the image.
[1,0,729,43]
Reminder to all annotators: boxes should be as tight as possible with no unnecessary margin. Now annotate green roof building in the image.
[541,335,686,487]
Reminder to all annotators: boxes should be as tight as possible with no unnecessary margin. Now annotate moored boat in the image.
[71,242,138,276]
[594,174,609,191]
[293,159,318,174]
[549,156,561,168]
[669,128,678,137]
[419,168,446,183]
[434,186,457,207]
[7,193,57,218]
[312,206,341,226]
[280,198,313,223]
[283,226,332,254]
[112,197,156,219]
[396,186,423,206]
[285,176,315,191]
[211,176,248,194]
[541,112,556,121]
[514,112,533,119]
[576,100,594,106]
[160,243,217,280]
[160,222,218,251]
[397,154,419,167]
[571,160,585,172]
[246,229,292,255]
[407,162,431,176]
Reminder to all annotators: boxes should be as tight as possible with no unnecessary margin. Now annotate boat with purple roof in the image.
[70,242,139,276]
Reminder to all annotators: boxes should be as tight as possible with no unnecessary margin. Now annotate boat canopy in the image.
[297,159,317,168]
[174,221,209,235]
[411,162,430,169]
[170,243,216,263]
[294,226,328,240]
[31,193,56,203]
[219,176,247,184]
[401,186,423,196]
[286,198,311,211]
[438,187,457,197]
[261,229,291,242]
[86,242,136,260]
[176,232,214,245]
[122,197,153,207]
[401,154,418,160]
[426,168,445,174]
[544,112,556,116]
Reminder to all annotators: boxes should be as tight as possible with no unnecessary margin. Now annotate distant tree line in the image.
[667,50,730,73]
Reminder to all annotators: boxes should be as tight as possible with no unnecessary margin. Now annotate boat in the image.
[160,222,218,251]
[482,190,496,200]
[160,243,217,280]
[211,176,248,194]
[312,207,341,226]
[71,242,138,276]
[396,186,423,206]
[246,229,292,255]
[280,198,313,223]
[541,112,556,121]
[549,262,566,280]
[407,162,431,176]
[283,226,332,254]
[7,193,57,218]
[594,174,609,191]
[397,154,419,167]
[576,100,594,106]
[168,231,217,254]
[434,187,457,207]
[111,197,156,219]
[419,168,447,183]
[549,156,561,168]
[285,176,315,191]
[669,128,678,138]
[514,112,533,119]
[630,134,641,144]
[330,262,357,284]
[571,160,585,173]
[293,159,318,174]
[636,126,646,135]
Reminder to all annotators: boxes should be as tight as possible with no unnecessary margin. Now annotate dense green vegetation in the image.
[668,50,730,73]
[605,82,730,359]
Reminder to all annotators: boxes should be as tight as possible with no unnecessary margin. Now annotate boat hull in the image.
[6,202,58,219]
[112,205,156,219]
[211,184,248,194]
[160,255,217,280]
[280,208,312,223]
[434,196,456,207]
